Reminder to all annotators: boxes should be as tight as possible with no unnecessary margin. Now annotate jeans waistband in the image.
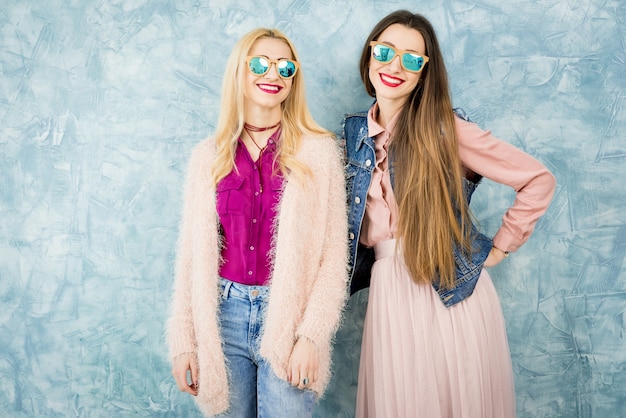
[219,277,270,301]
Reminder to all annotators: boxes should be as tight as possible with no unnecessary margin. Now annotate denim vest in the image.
[343,107,493,307]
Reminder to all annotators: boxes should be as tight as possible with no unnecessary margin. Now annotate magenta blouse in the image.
[216,131,284,286]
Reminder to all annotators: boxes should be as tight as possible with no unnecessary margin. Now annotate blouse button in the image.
[249,245,255,251]
[355,196,361,204]
[365,159,372,167]
[248,271,253,276]
[349,232,355,240]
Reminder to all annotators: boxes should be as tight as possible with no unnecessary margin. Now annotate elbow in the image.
[544,169,557,200]
[532,169,557,214]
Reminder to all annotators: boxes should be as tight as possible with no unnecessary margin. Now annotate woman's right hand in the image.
[172,352,199,396]
[484,246,508,268]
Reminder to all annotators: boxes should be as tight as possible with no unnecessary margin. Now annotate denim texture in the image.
[216,278,315,418]
[342,107,493,307]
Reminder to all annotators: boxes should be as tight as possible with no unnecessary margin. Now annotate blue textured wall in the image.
[1,0,624,417]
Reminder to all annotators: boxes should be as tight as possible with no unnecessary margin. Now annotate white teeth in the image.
[381,74,401,85]
[260,84,279,91]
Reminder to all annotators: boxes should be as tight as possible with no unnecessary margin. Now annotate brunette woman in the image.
[343,10,556,418]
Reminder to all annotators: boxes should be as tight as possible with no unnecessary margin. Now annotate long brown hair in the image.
[359,10,473,289]
[211,28,330,186]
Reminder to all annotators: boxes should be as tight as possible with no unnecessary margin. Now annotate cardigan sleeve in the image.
[295,136,349,347]
[165,145,203,360]
[456,116,556,253]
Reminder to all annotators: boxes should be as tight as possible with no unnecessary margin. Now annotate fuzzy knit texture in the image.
[166,134,349,417]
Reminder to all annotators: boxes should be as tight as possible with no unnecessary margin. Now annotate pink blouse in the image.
[360,104,556,254]
[359,104,400,247]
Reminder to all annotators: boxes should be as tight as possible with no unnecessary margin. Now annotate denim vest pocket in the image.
[434,228,492,307]
[434,174,491,307]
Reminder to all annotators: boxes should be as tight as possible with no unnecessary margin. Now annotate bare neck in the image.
[375,97,405,129]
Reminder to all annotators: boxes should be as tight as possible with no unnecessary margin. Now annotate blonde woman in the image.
[343,10,556,418]
[167,28,348,417]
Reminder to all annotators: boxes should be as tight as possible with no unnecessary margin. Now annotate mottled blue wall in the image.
[1,0,624,417]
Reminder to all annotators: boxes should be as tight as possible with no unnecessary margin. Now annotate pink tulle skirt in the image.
[356,239,516,418]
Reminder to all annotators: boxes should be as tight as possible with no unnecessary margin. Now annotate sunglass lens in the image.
[402,54,425,72]
[249,57,269,75]
[372,44,394,63]
[277,60,297,78]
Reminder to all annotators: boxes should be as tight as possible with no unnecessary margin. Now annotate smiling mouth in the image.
[379,73,404,87]
[258,84,282,94]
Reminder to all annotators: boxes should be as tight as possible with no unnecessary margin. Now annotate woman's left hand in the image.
[484,246,508,268]
[287,336,319,390]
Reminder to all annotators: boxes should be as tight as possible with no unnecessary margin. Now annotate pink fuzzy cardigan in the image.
[166,134,349,416]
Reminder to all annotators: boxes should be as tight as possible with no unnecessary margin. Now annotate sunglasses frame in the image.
[369,41,430,73]
[246,56,300,79]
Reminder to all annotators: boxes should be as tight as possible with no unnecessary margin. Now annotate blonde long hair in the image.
[359,11,473,289]
[211,28,329,185]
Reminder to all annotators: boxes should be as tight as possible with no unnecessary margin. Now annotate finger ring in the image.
[302,377,309,385]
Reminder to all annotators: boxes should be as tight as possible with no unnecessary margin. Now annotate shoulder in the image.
[452,108,481,135]
[187,136,217,167]
[191,136,217,158]
[453,107,474,123]
[342,111,369,130]
[181,137,218,186]
[343,111,369,120]
[300,134,340,156]
[452,110,491,147]
[298,134,343,170]
[300,133,339,154]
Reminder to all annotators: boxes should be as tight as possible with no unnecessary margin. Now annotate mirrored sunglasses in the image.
[246,56,299,79]
[370,42,429,73]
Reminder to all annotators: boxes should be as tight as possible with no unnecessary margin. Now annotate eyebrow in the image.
[377,41,420,54]
[253,54,293,61]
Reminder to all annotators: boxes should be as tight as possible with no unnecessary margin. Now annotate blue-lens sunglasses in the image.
[246,56,299,79]
[370,42,429,73]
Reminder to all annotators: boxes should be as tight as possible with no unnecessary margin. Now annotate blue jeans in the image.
[215,278,316,418]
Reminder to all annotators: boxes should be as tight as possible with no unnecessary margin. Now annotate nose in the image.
[264,62,280,79]
[387,54,403,72]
